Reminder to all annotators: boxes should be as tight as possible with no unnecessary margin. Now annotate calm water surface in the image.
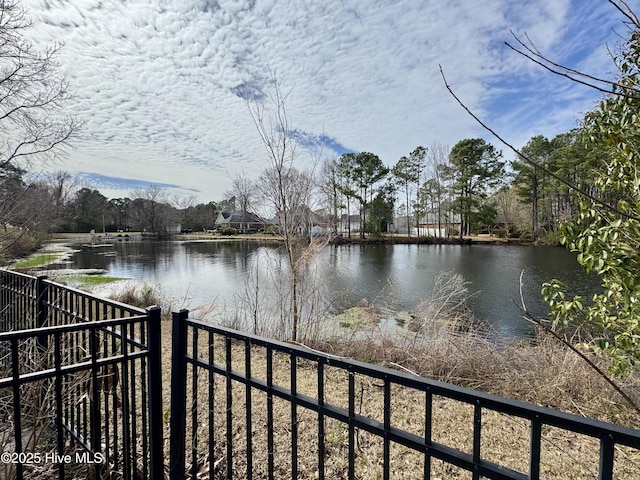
[67,240,597,339]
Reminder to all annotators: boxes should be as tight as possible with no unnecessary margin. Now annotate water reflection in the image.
[66,240,597,339]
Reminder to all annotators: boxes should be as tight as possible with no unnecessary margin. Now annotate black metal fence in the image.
[169,309,640,480]
[0,269,163,480]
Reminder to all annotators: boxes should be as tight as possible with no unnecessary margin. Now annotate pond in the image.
[62,240,597,339]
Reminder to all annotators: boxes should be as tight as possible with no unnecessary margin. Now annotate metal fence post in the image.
[35,275,48,349]
[0,270,6,332]
[146,306,164,480]
[169,309,189,480]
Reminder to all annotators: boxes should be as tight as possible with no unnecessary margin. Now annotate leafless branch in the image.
[502,1,640,100]
[513,297,640,416]
[439,66,640,222]
[609,0,640,28]
[504,34,634,97]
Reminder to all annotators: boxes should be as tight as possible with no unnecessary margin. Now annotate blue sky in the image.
[23,0,627,203]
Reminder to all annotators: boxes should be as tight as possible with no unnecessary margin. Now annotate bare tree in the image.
[0,1,80,257]
[491,185,529,237]
[425,142,450,238]
[171,193,197,230]
[131,185,174,237]
[228,172,256,213]
[226,172,259,232]
[171,194,197,212]
[247,75,331,341]
[0,1,80,172]
[47,171,76,229]
[319,157,342,236]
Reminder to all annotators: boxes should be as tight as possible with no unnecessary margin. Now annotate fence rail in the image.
[169,309,640,480]
[0,269,163,480]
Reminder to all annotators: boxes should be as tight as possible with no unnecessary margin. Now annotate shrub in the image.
[109,281,168,311]
[0,229,42,264]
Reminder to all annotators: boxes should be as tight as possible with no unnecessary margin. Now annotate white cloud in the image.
[20,0,626,202]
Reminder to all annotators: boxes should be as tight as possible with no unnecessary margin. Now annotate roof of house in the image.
[215,211,264,225]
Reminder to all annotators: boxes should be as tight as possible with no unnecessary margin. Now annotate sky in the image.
[21,0,629,203]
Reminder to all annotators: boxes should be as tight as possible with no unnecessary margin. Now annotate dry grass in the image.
[107,281,174,315]
[314,325,640,428]
[158,318,640,479]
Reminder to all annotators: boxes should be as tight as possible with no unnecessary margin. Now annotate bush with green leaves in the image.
[543,27,640,377]
[221,227,238,236]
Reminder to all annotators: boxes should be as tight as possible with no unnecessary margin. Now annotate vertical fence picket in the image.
[266,345,274,480]
[147,306,163,480]
[348,369,355,480]
[208,329,215,479]
[119,321,131,477]
[599,435,615,480]
[170,309,188,480]
[529,416,542,479]
[192,325,199,480]
[54,332,64,480]
[103,326,112,470]
[473,401,482,480]
[317,358,325,480]
[383,377,391,480]
[110,320,120,470]
[130,321,139,472]
[425,389,432,480]
[10,338,23,480]
[89,324,102,480]
[225,336,233,480]
[245,338,253,479]
[291,353,298,480]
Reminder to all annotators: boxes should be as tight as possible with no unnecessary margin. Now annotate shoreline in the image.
[329,234,536,246]
[3,232,557,270]
[48,232,547,246]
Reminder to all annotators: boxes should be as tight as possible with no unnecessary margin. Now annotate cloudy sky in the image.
[23,0,627,203]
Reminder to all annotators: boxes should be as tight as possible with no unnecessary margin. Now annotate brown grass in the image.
[158,318,640,479]
[314,327,640,428]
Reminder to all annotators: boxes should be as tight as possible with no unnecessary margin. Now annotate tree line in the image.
[0,125,606,244]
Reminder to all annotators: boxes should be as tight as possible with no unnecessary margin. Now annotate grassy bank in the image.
[8,242,76,269]
[62,275,127,288]
[10,251,67,269]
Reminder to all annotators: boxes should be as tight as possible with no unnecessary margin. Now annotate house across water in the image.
[214,211,266,233]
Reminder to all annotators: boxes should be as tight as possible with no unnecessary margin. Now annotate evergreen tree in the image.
[448,138,504,237]
[512,135,551,239]
[351,152,389,238]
